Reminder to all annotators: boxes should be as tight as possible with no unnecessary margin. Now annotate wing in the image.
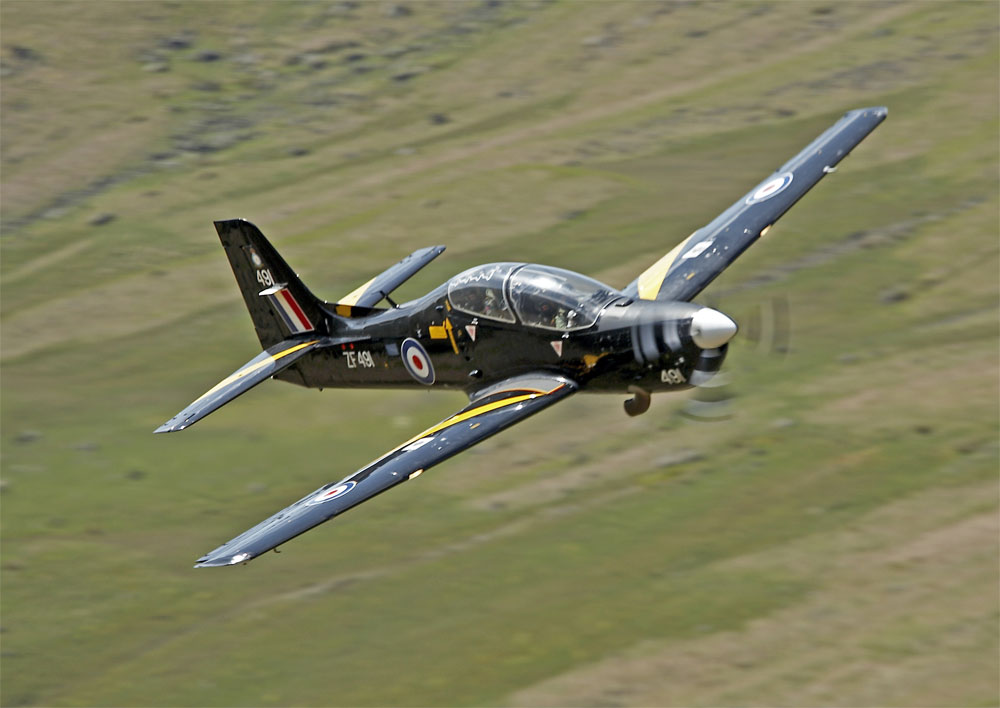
[194,373,577,567]
[623,106,887,303]
[336,245,446,309]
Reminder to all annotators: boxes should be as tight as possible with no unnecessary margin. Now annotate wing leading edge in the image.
[623,106,887,303]
[194,373,578,567]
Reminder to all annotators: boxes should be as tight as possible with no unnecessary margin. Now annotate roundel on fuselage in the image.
[401,338,435,385]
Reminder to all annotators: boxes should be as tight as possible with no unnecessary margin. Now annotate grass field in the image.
[2,2,997,706]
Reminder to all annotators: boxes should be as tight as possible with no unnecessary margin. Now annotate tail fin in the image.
[214,219,330,348]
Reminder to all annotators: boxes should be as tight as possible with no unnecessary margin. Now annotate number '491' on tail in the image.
[214,219,329,348]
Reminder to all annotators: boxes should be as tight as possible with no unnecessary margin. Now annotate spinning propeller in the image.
[680,295,792,422]
[623,304,738,417]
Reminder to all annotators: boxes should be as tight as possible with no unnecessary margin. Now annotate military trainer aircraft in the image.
[158,107,887,567]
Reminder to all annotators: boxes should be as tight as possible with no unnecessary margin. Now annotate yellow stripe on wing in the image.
[369,384,566,468]
[414,393,538,441]
[193,340,318,404]
[636,231,698,300]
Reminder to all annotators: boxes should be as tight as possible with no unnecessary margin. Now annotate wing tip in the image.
[154,419,187,434]
[194,551,255,568]
[847,105,888,120]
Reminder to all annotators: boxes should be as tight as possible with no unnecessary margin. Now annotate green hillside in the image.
[2,2,996,706]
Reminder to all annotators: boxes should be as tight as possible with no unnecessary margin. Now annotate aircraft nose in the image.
[690,307,738,349]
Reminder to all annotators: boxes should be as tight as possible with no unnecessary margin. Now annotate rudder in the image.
[214,219,330,348]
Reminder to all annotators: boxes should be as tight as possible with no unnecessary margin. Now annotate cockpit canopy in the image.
[446,262,519,323]
[509,265,620,331]
[447,263,620,331]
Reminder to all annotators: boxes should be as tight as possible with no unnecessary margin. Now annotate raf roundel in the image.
[306,480,356,506]
[746,172,794,205]
[401,338,435,385]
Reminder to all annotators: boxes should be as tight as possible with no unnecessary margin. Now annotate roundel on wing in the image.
[745,172,794,205]
[306,480,356,506]
[401,338,435,385]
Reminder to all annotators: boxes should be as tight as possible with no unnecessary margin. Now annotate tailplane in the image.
[155,335,366,433]
[214,219,330,348]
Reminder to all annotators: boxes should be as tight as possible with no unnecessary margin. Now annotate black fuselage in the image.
[277,280,724,398]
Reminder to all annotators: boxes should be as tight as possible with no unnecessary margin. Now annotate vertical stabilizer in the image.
[214,219,329,348]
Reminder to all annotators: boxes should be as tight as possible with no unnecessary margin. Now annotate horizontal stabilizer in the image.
[155,337,360,433]
[338,246,445,309]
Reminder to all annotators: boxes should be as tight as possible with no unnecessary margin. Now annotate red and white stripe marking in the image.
[268,288,315,334]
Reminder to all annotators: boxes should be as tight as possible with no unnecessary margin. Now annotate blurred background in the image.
[2,2,997,706]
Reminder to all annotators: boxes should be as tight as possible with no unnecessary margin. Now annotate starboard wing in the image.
[623,106,887,303]
[193,372,578,567]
